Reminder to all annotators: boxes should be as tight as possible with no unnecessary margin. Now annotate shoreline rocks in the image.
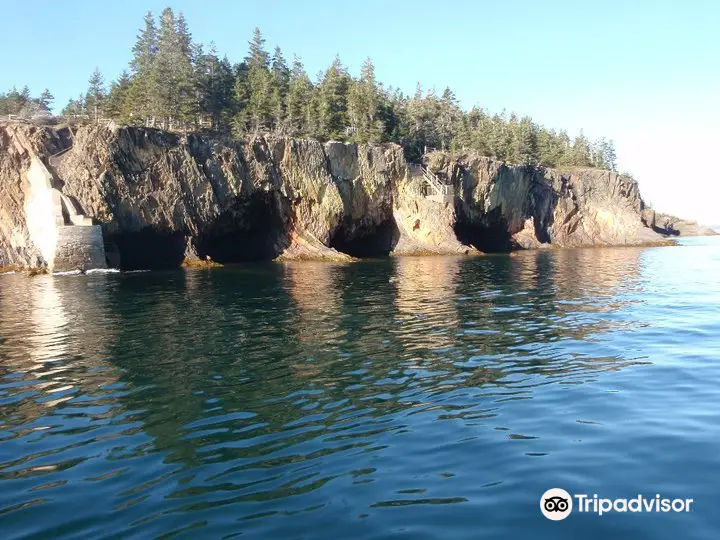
[0,122,700,271]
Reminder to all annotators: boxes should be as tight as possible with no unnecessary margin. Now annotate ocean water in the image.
[1,237,719,539]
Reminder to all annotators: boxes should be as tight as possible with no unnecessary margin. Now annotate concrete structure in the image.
[18,130,106,272]
[54,225,106,272]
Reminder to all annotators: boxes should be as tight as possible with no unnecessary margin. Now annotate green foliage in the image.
[246,28,270,70]
[3,10,619,172]
[347,58,383,143]
[105,71,132,123]
[196,46,235,131]
[0,86,53,118]
[285,57,314,136]
[154,8,196,129]
[85,68,106,121]
[317,56,351,140]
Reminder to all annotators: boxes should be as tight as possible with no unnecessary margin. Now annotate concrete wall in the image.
[24,157,59,267]
[53,226,107,272]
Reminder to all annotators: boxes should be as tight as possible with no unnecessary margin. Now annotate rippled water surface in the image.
[2,238,720,539]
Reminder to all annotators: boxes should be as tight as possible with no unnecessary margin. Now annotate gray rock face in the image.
[429,152,663,250]
[0,123,674,270]
[643,209,718,237]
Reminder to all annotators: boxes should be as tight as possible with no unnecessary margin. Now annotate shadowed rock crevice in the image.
[329,219,399,258]
[196,193,287,263]
[110,228,186,270]
[454,208,513,253]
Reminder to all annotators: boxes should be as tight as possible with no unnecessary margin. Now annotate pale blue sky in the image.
[2,0,718,224]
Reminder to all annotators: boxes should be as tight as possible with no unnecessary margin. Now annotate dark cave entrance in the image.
[454,221,513,252]
[110,228,186,270]
[454,206,516,253]
[196,194,286,263]
[329,219,398,258]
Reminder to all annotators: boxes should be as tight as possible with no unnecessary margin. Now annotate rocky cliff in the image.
[642,209,718,237]
[0,122,673,271]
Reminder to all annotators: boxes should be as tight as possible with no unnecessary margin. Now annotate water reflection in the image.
[392,256,461,353]
[0,246,686,538]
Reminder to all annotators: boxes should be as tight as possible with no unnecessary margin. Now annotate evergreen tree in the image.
[154,7,196,129]
[38,89,54,112]
[347,58,383,143]
[196,46,236,131]
[601,138,617,171]
[129,11,158,124]
[0,88,23,115]
[515,116,539,165]
[85,68,106,121]
[317,56,351,140]
[570,130,592,166]
[61,94,86,117]
[269,46,290,132]
[285,56,313,136]
[246,28,270,70]
[437,87,461,151]
[105,71,132,122]
[247,68,273,132]
[232,61,251,135]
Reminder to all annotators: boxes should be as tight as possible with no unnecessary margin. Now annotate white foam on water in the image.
[86,268,121,275]
[52,270,82,276]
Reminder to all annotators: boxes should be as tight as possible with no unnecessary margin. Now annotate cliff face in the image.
[0,123,671,270]
[642,209,718,237]
[428,152,662,251]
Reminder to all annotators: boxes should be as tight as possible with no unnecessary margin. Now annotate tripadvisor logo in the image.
[541,488,573,521]
[540,488,694,520]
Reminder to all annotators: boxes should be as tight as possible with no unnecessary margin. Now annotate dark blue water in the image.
[1,238,719,539]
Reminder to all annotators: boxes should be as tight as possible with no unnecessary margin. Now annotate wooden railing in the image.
[407,163,454,203]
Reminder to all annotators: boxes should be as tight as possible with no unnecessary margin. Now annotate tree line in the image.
[0,86,54,119]
[4,8,617,170]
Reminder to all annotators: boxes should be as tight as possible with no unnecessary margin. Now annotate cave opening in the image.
[196,194,286,263]
[454,220,513,253]
[110,228,186,270]
[329,219,398,258]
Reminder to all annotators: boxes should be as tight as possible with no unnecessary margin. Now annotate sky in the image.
[2,0,718,225]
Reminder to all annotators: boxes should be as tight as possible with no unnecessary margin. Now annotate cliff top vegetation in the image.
[0,7,617,169]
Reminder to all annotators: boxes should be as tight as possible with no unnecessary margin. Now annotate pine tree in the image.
[601,138,617,171]
[239,28,274,133]
[61,94,86,117]
[105,71,132,122]
[437,87,461,151]
[246,28,270,70]
[196,46,236,131]
[232,61,250,135]
[246,67,273,132]
[129,11,158,123]
[318,55,351,140]
[0,88,23,115]
[347,58,383,143]
[85,68,106,121]
[285,56,313,136]
[269,46,290,132]
[38,89,54,112]
[154,7,196,129]
[376,86,404,143]
[516,116,539,165]
[570,130,592,166]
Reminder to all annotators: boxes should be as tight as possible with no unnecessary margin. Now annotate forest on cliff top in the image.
[0,7,618,169]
